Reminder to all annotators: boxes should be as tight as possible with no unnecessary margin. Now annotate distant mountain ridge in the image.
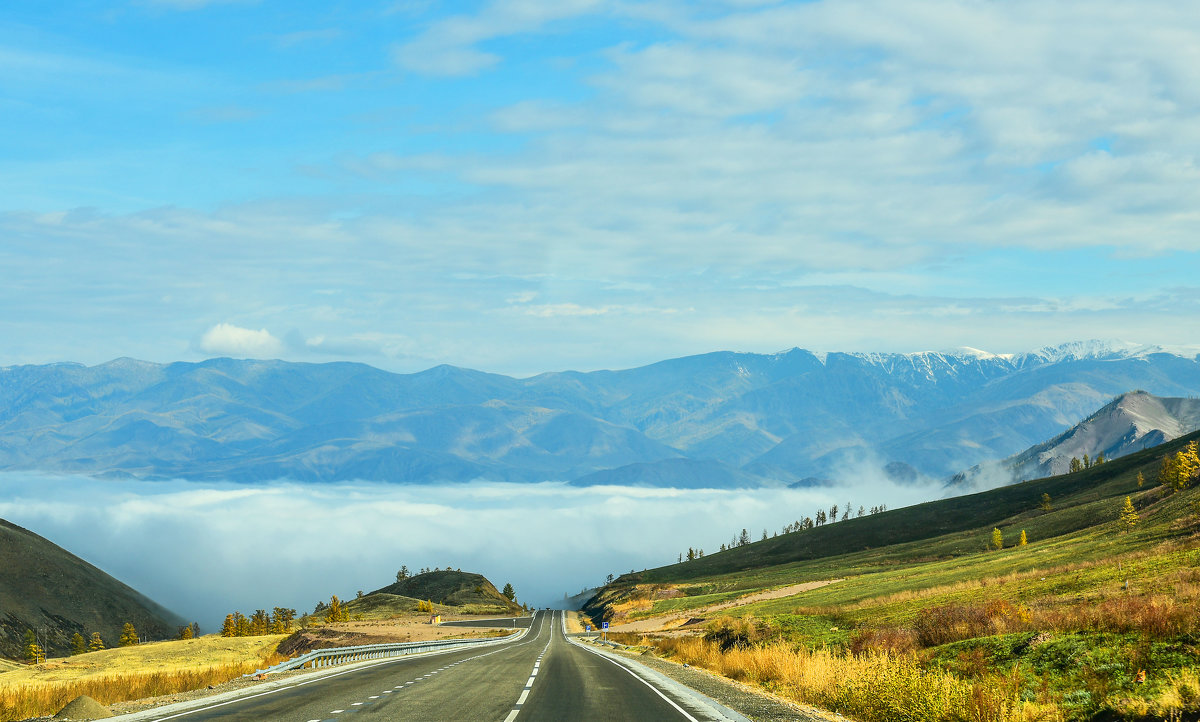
[2,340,1200,487]
[951,391,1200,490]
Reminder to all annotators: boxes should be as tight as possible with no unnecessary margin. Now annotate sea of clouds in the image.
[0,474,942,631]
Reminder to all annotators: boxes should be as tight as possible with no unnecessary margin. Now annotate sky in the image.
[3,0,1200,377]
[0,473,939,627]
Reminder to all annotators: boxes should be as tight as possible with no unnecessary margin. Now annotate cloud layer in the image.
[0,474,940,628]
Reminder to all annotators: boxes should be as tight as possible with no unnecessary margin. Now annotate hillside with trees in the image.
[584,430,1200,721]
[0,519,184,660]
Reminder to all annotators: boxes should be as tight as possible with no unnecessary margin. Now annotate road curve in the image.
[114,610,746,721]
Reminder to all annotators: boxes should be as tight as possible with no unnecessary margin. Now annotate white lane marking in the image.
[332,710,345,714]
[369,695,380,699]
[351,701,363,706]
[139,611,547,722]
[503,611,556,722]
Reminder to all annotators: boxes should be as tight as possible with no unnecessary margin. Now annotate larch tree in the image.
[1019,529,1028,546]
[70,632,87,655]
[119,623,138,647]
[991,528,1004,550]
[24,630,44,664]
[1119,496,1139,531]
[88,632,105,652]
[221,614,237,637]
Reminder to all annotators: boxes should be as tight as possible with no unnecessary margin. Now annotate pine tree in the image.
[397,565,409,582]
[1119,496,1139,531]
[1040,493,1053,512]
[88,632,105,652]
[738,528,750,546]
[502,583,516,601]
[70,632,87,655]
[1069,457,1082,473]
[119,622,138,647]
[1019,529,1028,546]
[991,528,1003,550]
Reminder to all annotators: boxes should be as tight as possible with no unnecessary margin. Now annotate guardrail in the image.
[246,615,534,677]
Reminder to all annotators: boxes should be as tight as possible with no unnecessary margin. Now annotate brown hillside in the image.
[0,518,184,659]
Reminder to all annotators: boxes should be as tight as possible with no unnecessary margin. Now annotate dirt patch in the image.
[608,580,842,633]
[277,615,516,656]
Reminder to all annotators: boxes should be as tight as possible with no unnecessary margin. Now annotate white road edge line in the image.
[562,612,749,722]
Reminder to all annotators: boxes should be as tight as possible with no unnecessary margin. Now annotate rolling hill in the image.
[0,519,185,660]
[364,569,518,613]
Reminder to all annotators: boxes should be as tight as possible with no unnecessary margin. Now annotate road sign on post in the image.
[602,621,608,642]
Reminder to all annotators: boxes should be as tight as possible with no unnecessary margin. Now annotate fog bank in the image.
[0,475,940,631]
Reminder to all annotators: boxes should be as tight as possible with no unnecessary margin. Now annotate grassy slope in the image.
[585,431,1200,720]
[366,570,517,613]
[592,430,1196,614]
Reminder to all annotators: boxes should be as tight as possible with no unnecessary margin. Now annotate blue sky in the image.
[3,0,1200,375]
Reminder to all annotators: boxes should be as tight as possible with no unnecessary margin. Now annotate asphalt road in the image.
[118,610,743,721]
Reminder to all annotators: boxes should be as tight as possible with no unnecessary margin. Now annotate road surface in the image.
[116,610,745,721]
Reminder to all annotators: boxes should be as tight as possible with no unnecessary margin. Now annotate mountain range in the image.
[3,340,1200,487]
[951,390,1200,490]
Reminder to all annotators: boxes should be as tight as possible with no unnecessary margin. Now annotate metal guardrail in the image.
[246,617,533,677]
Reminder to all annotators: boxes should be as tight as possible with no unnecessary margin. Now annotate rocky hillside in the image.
[0,519,184,659]
[951,391,1200,489]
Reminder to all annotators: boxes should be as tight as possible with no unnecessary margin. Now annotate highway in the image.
[118,610,745,721]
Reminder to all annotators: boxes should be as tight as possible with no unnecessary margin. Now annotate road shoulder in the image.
[573,638,837,722]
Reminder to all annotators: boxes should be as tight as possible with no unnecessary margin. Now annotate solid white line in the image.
[565,616,701,722]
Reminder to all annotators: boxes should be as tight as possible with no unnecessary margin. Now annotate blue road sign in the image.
[602,621,609,629]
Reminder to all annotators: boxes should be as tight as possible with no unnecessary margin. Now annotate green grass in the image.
[585,430,1200,720]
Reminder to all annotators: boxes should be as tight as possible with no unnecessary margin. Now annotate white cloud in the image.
[0,475,939,628]
[199,323,284,358]
[390,0,605,76]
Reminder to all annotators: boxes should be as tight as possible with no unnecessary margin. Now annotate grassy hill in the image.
[365,570,518,614]
[585,430,1200,721]
[0,519,185,660]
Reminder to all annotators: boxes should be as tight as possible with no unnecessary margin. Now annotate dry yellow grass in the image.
[654,636,1060,722]
[0,635,286,721]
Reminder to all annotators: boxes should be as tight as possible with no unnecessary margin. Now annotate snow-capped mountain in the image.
[949,390,1200,490]
[2,340,1199,486]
